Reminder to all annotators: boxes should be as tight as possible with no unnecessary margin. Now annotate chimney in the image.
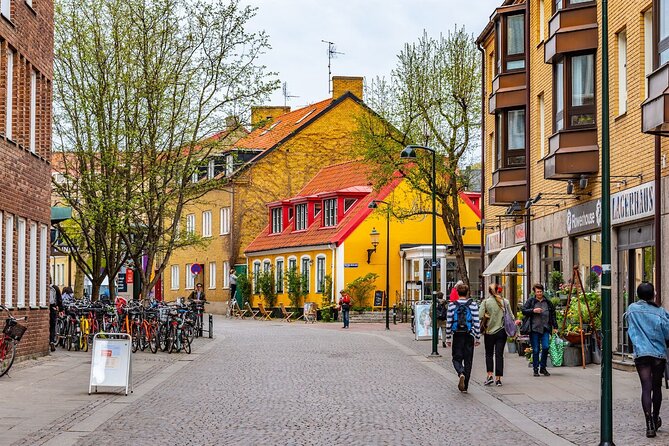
[251,106,291,127]
[332,76,363,100]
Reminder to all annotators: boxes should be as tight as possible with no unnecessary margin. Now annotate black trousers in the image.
[635,356,666,417]
[484,328,507,376]
[49,304,58,344]
[452,332,475,389]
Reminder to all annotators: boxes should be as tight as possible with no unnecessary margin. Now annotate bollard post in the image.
[392,304,397,325]
[208,314,213,339]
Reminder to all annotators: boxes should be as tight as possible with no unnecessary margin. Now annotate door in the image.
[617,246,655,353]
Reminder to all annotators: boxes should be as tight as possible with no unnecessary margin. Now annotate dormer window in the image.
[225,154,234,176]
[191,171,199,183]
[344,198,357,212]
[495,13,525,75]
[295,204,308,231]
[323,198,338,227]
[271,208,283,234]
[208,159,215,179]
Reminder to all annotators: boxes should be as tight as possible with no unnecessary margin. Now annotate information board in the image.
[89,333,133,395]
[373,290,384,307]
[414,302,433,341]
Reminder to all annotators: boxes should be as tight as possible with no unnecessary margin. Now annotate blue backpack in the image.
[452,299,473,333]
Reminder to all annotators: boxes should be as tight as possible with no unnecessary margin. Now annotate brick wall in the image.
[0,0,54,359]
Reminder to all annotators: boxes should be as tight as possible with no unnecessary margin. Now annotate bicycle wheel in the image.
[131,324,140,353]
[139,325,148,351]
[56,318,66,348]
[0,337,16,377]
[66,322,75,351]
[167,325,177,354]
[181,330,191,354]
[159,323,169,352]
[149,325,159,354]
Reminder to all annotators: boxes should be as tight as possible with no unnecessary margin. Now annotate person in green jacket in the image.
[480,284,511,386]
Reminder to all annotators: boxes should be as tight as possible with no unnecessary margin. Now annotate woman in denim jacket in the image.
[626,282,669,438]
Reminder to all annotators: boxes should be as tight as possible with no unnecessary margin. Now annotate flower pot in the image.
[507,342,517,354]
[563,332,591,344]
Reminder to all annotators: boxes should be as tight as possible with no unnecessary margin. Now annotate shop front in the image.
[483,225,525,312]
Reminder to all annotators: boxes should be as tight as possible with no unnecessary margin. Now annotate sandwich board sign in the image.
[89,333,133,395]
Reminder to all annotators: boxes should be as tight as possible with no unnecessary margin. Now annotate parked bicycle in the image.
[1,304,27,377]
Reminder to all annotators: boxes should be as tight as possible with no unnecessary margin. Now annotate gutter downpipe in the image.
[478,42,486,295]
[655,136,662,306]
[524,0,531,301]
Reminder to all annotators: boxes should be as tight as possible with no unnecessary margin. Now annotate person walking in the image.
[480,284,510,386]
[521,283,557,377]
[449,280,464,302]
[435,291,448,348]
[625,282,669,438]
[339,290,352,329]
[188,283,206,301]
[445,283,480,393]
[49,283,62,351]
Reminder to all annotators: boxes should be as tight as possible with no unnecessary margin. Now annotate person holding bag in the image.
[481,284,509,386]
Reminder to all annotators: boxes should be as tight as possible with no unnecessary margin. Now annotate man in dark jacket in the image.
[521,283,558,377]
[49,283,62,351]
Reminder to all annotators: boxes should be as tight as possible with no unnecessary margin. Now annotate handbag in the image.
[503,301,517,337]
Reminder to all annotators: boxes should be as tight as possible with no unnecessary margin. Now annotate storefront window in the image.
[573,233,602,291]
[541,241,563,293]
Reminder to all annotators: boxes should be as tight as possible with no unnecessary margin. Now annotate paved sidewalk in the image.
[0,317,663,445]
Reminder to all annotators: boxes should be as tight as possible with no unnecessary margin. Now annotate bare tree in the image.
[357,27,481,287]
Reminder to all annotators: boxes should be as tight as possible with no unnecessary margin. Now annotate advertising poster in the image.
[414,303,433,341]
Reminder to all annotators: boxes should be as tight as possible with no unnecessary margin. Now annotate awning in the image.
[482,245,523,276]
[51,206,72,224]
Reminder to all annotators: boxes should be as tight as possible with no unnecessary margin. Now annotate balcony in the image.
[488,166,527,206]
[488,72,526,114]
[544,3,598,64]
[642,63,669,135]
[544,128,599,180]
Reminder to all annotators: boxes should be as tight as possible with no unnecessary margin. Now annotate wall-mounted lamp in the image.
[579,175,588,189]
[505,201,521,215]
[367,227,380,263]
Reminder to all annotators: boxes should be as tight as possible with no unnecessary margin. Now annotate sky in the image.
[243,0,502,108]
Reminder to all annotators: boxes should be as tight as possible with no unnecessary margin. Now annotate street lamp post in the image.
[401,144,439,356]
[369,200,391,330]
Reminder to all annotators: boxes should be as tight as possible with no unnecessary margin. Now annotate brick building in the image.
[0,0,54,358]
[479,0,669,356]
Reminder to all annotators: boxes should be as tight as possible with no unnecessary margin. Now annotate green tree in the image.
[257,269,277,308]
[357,27,481,288]
[286,266,308,311]
[53,0,278,299]
[346,273,379,309]
[236,273,253,306]
[320,274,334,322]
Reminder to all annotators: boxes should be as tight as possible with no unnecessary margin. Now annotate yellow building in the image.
[478,0,669,352]
[244,161,482,309]
[166,77,386,313]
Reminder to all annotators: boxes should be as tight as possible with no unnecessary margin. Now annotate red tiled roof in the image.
[235,98,333,151]
[244,161,401,254]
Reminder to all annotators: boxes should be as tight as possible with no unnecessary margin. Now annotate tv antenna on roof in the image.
[321,40,344,94]
[282,82,299,106]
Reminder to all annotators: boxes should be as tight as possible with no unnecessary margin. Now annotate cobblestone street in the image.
[1,317,667,445]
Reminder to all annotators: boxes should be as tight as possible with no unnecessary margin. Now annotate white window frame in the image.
[185,263,195,289]
[263,259,271,274]
[39,224,46,306]
[618,30,627,115]
[323,199,337,227]
[5,214,13,307]
[275,257,284,293]
[316,255,326,293]
[295,203,307,230]
[1,0,10,20]
[16,218,25,307]
[30,70,36,153]
[271,207,283,233]
[186,213,195,235]
[170,265,180,290]
[202,210,212,237]
[645,10,653,98]
[225,154,233,176]
[208,159,215,179]
[6,49,12,140]
[209,262,216,289]
[300,256,311,293]
[220,207,230,235]
[252,260,261,293]
[191,171,198,183]
[29,222,37,306]
[539,93,545,158]
[287,256,297,273]
[223,260,230,288]
[539,0,545,42]
[0,212,3,303]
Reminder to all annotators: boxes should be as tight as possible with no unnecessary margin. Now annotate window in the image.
[1,0,9,19]
[573,233,602,292]
[645,9,653,97]
[220,207,230,235]
[271,207,283,234]
[0,213,3,303]
[5,214,13,307]
[540,241,563,293]
[16,218,24,307]
[539,0,545,42]
[316,257,325,293]
[658,0,669,66]
[186,214,195,235]
[617,31,627,115]
[208,159,215,179]
[539,94,546,158]
[344,198,356,212]
[263,260,271,275]
[202,211,212,237]
[495,109,526,167]
[495,13,525,75]
[191,171,198,183]
[301,257,310,293]
[253,261,260,293]
[223,261,230,288]
[554,54,595,132]
[30,70,36,153]
[276,259,284,293]
[555,0,594,12]
[209,262,216,289]
[288,257,297,272]
[323,199,337,227]
[6,50,12,140]
[171,265,180,290]
[295,203,307,230]
[185,264,195,289]
[39,224,46,306]
[225,154,234,176]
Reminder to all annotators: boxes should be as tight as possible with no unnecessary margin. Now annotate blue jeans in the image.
[530,331,550,370]
[342,307,350,327]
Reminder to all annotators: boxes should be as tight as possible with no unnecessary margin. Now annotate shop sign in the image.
[514,224,525,243]
[486,231,507,253]
[344,263,358,268]
[611,181,655,226]
[566,198,602,235]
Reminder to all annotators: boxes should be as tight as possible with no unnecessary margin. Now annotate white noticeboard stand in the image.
[89,333,133,396]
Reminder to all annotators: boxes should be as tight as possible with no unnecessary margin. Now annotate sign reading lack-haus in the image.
[566,198,602,235]
[611,181,655,226]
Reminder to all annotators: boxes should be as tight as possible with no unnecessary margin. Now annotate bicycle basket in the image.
[3,319,27,342]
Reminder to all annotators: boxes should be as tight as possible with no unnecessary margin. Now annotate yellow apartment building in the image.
[479,0,669,354]
[244,161,483,309]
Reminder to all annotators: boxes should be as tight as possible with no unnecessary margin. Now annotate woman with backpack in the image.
[339,290,352,329]
[480,284,511,386]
